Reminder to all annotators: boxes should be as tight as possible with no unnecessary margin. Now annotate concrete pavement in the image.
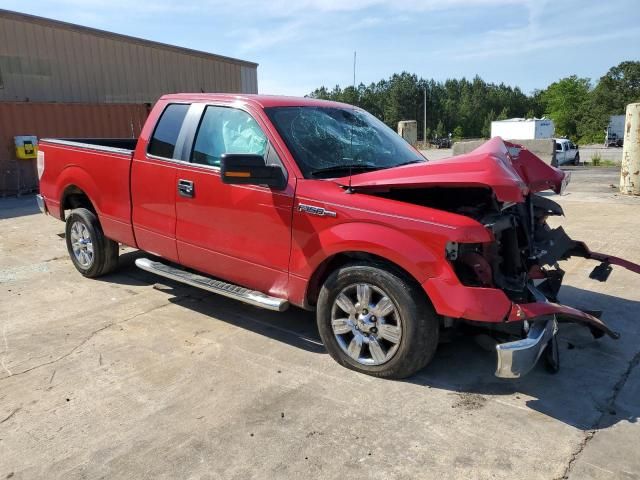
[1,169,639,479]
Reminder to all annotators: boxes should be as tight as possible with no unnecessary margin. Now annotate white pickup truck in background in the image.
[554,138,580,165]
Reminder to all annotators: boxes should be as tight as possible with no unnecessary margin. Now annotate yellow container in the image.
[15,135,38,160]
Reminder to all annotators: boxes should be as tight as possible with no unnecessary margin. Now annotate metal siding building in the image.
[0,9,258,195]
[0,9,258,103]
[0,102,150,194]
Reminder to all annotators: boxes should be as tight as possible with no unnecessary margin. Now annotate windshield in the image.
[264,106,425,178]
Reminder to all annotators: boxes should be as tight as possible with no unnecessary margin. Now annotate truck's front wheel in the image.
[317,263,439,379]
[65,208,119,278]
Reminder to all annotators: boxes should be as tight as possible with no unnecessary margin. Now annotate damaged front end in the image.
[442,154,640,378]
[346,138,640,377]
[439,189,627,377]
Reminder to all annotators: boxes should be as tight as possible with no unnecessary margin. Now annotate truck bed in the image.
[38,137,137,247]
[44,138,138,152]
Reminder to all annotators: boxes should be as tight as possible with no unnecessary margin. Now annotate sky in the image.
[2,0,639,96]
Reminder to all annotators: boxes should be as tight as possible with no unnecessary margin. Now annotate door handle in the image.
[178,179,194,198]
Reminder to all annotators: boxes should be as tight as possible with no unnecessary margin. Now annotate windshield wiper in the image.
[310,164,381,177]
[393,159,425,167]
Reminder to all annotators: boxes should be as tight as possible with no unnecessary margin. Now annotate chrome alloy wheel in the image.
[331,283,403,366]
[69,221,94,268]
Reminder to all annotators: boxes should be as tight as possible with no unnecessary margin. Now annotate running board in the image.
[135,258,289,312]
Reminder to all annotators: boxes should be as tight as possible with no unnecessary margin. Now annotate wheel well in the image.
[60,185,96,220]
[305,251,424,308]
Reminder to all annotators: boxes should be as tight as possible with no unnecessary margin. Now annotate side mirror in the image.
[220,154,287,190]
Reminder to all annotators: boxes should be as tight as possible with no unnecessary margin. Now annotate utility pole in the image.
[423,88,427,144]
[353,51,356,90]
[620,103,640,195]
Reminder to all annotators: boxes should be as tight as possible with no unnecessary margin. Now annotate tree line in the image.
[308,61,640,144]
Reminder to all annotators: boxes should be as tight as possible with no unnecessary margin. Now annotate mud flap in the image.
[509,301,620,339]
[589,262,613,282]
[570,240,640,276]
[535,226,640,278]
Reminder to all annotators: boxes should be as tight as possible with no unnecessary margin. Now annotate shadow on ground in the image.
[409,284,640,431]
[0,195,40,220]
[103,256,639,432]
[100,250,323,354]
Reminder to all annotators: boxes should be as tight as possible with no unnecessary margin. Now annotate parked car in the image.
[554,138,580,165]
[429,136,451,149]
[36,94,640,379]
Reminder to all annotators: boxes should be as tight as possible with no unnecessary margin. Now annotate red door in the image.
[174,105,294,297]
[131,102,190,262]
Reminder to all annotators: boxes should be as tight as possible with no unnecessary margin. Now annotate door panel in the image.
[131,102,190,262]
[131,158,179,262]
[175,168,293,296]
[175,105,294,297]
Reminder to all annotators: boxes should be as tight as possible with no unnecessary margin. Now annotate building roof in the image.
[492,117,552,123]
[0,8,257,68]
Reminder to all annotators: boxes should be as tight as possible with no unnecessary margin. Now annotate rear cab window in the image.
[148,103,190,159]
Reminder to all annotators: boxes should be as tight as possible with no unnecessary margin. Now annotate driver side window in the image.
[191,106,269,167]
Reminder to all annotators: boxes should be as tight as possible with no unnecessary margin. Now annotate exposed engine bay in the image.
[370,184,640,377]
[375,185,638,307]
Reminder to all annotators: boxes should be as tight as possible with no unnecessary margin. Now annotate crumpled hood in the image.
[336,137,568,203]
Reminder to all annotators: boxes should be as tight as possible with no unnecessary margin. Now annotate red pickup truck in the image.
[36,94,639,379]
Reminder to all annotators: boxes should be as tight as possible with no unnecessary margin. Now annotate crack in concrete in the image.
[557,430,596,480]
[557,348,640,479]
[0,297,187,382]
[0,407,21,424]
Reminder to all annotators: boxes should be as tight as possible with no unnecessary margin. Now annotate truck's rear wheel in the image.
[573,153,580,166]
[65,208,119,278]
[317,263,439,379]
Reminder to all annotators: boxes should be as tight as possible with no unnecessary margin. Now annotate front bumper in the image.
[36,194,47,214]
[495,317,557,378]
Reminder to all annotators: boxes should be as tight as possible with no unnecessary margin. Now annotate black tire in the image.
[573,153,580,166]
[317,262,439,379]
[65,208,119,278]
[544,335,560,374]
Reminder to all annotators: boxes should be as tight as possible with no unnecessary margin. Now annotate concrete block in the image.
[398,120,417,146]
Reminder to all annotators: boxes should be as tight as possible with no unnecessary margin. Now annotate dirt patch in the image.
[452,393,487,411]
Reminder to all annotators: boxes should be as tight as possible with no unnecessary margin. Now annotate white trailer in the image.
[490,118,555,140]
[606,115,625,147]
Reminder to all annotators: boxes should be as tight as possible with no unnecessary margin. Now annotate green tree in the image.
[579,61,640,142]
[481,110,495,138]
[307,61,638,143]
[593,61,640,113]
[540,75,591,138]
[382,72,421,129]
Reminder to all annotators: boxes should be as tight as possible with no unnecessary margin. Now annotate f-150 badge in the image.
[298,203,337,218]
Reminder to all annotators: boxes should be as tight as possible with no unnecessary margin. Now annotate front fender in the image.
[291,221,443,285]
